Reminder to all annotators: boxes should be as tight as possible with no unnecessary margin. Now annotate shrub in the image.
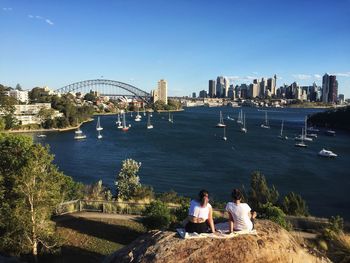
[260,202,290,230]
[281,192,309,216]
[142,201,171,230]
[173,200,190,223]
[132,185,154,201]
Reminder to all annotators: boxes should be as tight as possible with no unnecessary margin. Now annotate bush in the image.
[173,200,190,222]
[132,185,154,201]
[260,202,290,230]
[142,201,171,230]
[281,192,309,216]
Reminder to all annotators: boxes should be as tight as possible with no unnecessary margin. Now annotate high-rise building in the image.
[259,78,267,98]
[216,76,225,98]
[152,79,168,104]
[266,75,277,97]
[208,80,216,98]
[199,90,207,98]
[228,84,235,99]
[322,74,338,103]
[328,75,338,103]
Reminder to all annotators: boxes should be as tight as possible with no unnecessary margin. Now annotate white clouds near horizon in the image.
[28,14,54,26]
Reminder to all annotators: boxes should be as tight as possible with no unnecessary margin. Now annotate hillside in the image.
[106,220,329,263]
[308,106,350,131]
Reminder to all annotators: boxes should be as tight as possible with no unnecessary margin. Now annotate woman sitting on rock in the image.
[225,188,257,232]
[185,189,216,234]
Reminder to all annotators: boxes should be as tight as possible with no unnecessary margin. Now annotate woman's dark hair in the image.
[231,189,243,201]
[198,189,209,206]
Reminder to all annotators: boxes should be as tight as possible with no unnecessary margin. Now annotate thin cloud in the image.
[334,72,350,77]
[45,19,54,25]
[314,74,322,79]
[2,7,13,11]
[27,14,54,26]
[292,74,312,80]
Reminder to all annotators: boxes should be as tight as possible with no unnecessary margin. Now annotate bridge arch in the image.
[54,79,151,103]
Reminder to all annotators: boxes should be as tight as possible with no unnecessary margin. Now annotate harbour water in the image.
[34,107,350,219]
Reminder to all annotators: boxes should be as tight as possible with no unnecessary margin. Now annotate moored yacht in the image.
[74,127,86,140]
[318,149,337,157]
[216,111,226,128]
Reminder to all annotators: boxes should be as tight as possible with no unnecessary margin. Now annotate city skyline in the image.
[1,0,350,97]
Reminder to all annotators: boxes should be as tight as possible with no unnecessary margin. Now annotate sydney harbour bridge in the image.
[54,79,152,103]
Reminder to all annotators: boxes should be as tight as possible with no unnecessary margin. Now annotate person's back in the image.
[225,202,253,231]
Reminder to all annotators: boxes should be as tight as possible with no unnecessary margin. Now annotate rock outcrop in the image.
[106,220,328,263]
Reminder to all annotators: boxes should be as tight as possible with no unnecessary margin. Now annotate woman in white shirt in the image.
[185,189,216,234]
[225,189,257,232]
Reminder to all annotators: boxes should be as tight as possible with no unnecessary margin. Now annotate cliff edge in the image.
[105,220,329,263]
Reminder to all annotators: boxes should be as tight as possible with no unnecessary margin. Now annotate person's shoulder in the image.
[242,203,251,210]
[207,203,212,209]
[225,202,234,210]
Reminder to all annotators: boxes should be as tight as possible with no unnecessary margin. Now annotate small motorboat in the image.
[318,149,337,158]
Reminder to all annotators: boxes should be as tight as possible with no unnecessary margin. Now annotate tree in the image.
[115,159,142,200]
[0,134,78,259]
[281,192,309,216]
[37,108,55,128]
[142,200,172,230]
[83,92,96,102]
[15,84,22,91]
[0,117,5,131]
[248,171,279,211]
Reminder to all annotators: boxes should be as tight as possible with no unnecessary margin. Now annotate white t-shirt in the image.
[188,200,212,220]
[225,202,253,231]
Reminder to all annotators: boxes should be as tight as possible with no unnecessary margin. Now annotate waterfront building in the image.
[13,103,63,125]
[228,85,235,99]
[152,79,168,104]
[266,75,277,97]
[208,80,216,98]
[192,92,196,98]
[249,83,259,98]
[240,84,248,99]
[5,90,29,103]
[259,78,267,98]
[338,94,345,104]
[322,74,338,103]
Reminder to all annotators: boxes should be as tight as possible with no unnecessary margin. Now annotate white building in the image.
[6,90,29,103]
[14,103,63,125]
[152,79,168,104]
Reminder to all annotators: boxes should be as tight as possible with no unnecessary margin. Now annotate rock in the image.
[105,220,329,263]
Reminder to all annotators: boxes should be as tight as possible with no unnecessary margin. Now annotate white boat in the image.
[295,118,313,141]
[260,111,270,129]
[147,113,153,129]
[325,130,336,136]
[222,126,227,141]
[122,112,130,131]
[227,115,234,121]
[241,114,247,133]
[237,110,243,124]
[307,127,320,133]
[308,133,318,138]
[36,134,46,138]
[96,117,103,131]
[318,149,337,158]
[278,120,288,140]
[74,127,86,140]
[115,113,122,126]
[295,128,307,147]
[216,111,226,128]
[143,107,146,117]
[97,130,102,139]
[135,108,142,121]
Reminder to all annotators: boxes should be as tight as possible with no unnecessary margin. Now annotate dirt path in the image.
[55,212,142,222]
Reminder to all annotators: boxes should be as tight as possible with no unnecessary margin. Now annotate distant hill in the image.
[308,106,350,131]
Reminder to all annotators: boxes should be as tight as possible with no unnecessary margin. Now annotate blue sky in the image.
[1,0,350,97]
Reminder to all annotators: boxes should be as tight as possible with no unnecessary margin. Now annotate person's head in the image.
[231,189,243,202]
[198,189,209,206]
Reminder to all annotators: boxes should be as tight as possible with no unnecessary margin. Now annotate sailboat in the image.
[115,113,122,126]
[36,132,46,138]
[237,109,243,124]
[295,117,313,141]
[295,128,307,147]
[122,112,130,131]
[168,112,174,123]
[260,111,270,129]
[135,108,141,122]
[74,127,86,140]
[147,113,153,129]
[96,117,103,131]
[222,126,227,141]
[241,114,247,133]
[216,111,226,128]
[143,107,146,117]
[278,120,288,140]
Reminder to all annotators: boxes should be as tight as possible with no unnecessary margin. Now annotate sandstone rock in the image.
[106,220,329,263]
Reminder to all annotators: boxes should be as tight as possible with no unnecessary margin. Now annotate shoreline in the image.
[155,109,184,113]
[5,118,94,134]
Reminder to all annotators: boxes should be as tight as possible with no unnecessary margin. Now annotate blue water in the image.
[33,107,350,219]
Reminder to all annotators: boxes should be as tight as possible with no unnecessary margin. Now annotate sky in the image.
[1,0,350,97]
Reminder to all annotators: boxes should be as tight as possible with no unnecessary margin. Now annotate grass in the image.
[41,215,147,262]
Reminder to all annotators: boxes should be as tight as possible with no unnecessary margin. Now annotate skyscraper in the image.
[322,74,338,103]
[216,76,225,98]
[153,79,168,104]
[208,80,216,98]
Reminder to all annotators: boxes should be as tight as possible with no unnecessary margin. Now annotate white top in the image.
[225,202,253,231]
[188,200,212,220]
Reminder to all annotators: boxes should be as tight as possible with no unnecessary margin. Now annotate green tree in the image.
[15,83,22,91]
[83,92,96,102]
[248,171,279,211]
[260,202,290,230]
[0,134,78,259]
[142,200,172,230]
[153,100,166,111]
[37,108,55,128]
[0,117,5,131]
[115,159,142,200]
[281,192,309,216]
